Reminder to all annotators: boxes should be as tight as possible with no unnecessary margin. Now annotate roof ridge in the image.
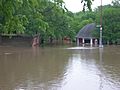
[76,23,96,38]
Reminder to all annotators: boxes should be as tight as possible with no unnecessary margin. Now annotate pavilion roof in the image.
[76,23,96,38]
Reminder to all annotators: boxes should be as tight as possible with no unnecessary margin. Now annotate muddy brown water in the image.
[0,45,120,90]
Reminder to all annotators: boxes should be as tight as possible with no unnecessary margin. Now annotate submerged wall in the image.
[0,35,33,47]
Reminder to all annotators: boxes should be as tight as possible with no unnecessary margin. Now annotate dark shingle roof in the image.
[76,23,96,38]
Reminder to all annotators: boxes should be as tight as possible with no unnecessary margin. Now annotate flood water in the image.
[0,45,120,90]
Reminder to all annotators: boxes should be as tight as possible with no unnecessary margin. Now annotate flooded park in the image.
[0,45,120,90]
[0,0,120,89]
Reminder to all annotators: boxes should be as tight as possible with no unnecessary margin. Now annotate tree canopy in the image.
[0,0,120,45]
[93,0,120,44]
[0,0,94,41]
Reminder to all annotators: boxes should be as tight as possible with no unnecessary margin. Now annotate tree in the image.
[0,0,95,45]
[81,0,94,11]
[0,0,65,34]
[112,0,120,7]
[94,4,120,44]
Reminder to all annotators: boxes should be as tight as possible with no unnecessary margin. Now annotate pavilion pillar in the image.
[82,38,85,44]
[90,38,93,46]
[82,38,85,47]
[77,38,79,46]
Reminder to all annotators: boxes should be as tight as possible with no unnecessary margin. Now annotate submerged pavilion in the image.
[76,23,98,46]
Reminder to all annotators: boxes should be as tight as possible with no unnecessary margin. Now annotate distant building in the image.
[76,23,98,46]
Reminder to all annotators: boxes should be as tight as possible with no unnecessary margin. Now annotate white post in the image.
[82,38,85,44]
[99,27,103,48]
[77,38,79,46]
[99,0,103,48]
[90,38,93,46]
[82,38,85,47]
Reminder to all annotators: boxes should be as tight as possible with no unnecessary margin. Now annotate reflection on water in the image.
[0,46,120,90]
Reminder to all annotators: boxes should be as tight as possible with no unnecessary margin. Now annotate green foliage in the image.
[3,15,25,34]
[112,0,120,7]
[81,0,94,11]
[95,1,120,44]
[1,0,119,45]
[71,11,95,34]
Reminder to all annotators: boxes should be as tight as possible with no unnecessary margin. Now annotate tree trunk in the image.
[0,34,1,44]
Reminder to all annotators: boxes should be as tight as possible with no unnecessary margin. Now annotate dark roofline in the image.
[76,23,96,38]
